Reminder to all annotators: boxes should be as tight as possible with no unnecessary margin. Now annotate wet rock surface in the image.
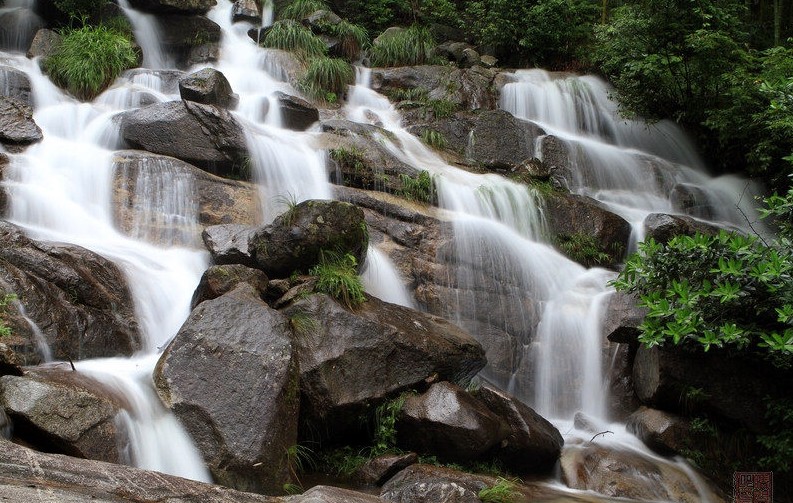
[0,96,42,149]
[179,67,239,109]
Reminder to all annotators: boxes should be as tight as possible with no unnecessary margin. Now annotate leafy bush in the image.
[517,0,598,68]
[337,0,411,34]
[0,293,17,338]
[278,0,329,20]
[300,56,354,101]
[369,25,436,67]
[310,250,366,308]
[373,394,407,455]
[398,170,435,204]
[478,477,519,503]
[53,0,104,21]
[261,20,327,59]
[43,25,137,101]
[554,233,612,267]
[611,231,793,365]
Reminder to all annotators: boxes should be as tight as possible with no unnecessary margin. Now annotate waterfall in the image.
[117,0,172,70]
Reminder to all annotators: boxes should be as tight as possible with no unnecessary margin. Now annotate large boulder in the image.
[190,263,268,309]
[179,68,239,109]
[371,65,499,112]
[118,102,248,177]
[626,406,693,456]
[249,199,368,278]
[26,28,61,59]
[281,294,486,438]
[274,92,319,131]
[602,291,646,343]
[643,213,723,244]
[0,65,34,106]
[560,444,724,502]
[112,150,261,233]
[0,370,122,463]
[355,452,418,486]
[397,382,504,461]
[0,221,142,364]
[127,0,215,14]
[380,464,487,503]
[475,385,563,473]
[544,193,631,268]
[157,15,221,67]
[0,96,42,150]
[0,439,278,502]
[464,110,543,170]
[285,486,382,503]
[202,224,258,267]
[154,284,299,494]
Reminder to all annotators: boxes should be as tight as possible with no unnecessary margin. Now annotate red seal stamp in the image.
[733,472,773,503]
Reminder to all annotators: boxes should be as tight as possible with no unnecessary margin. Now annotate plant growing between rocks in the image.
[261,20,327,59]
[478,477,519,503]
[0,293,17,338]
[44,24,138,100]
[278,0,329,21]
[554,232,612,267]
[309,250,366,308]
[420,129,446,149]
[300,56,355,102]
[370,25,436,67]
[398,170,434,204]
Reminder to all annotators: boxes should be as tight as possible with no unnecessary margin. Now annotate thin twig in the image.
[736,181,769,247]
[67,357,76,371]
[588,430,614,443]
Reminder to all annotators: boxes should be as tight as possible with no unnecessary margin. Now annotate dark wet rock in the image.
[155,284,298,494]
[282,294,486,440]
[476,384,563,474]
[602,291,646,344]
[544,193,631,268]
[285,485,382,502]
[643,213,723,244]
[232,0,260,23]
[627,406,693,456]
[274,92,319,131]
[560,444,724,502]
[179,67,239,109]
[0,96,42,149]
[0,370,122,463]
[355,452,418,486]
[0,65,34,106]
[158,15,221,67]
[249,199,368,278]
[0,439,279,502]
[112,150,260,232]
[434,41,480,68]
[398,382,503,461]
[190,263,268,309]
[0,221,141,364]
[119,101,247,177]
[26,28,61,60]
[0,343,23,377]
[372,65,498,112]
[465,110,543,169]
[202,224,257,267]
[606,343,640,421]
[127,0,215,14]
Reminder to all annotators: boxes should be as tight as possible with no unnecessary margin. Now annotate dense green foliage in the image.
[478,477,519,503]
[327,20,370,60]
[278,0,329,20]
[300,56,355,102]
[53,0,104,21]
[310,251,366,308]
[398,170,435,203]
[44,25,137,101]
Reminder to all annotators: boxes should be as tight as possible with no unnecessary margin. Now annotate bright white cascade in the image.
[347,66,725,501]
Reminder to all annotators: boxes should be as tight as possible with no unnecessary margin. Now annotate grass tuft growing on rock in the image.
[0,293,17,338]
[261,20,327,59]
[328,20,369,60]
[478,477,519,503]
[310,250,366,308]
[398,170,435,204]
[43,24,137,101]
[370,25,436,67]
[300,56,354,102]
[278,0,328,20]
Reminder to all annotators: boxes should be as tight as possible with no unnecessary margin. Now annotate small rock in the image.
[231,0,259,23]
[355,452,418,486]
[179,67,239,109]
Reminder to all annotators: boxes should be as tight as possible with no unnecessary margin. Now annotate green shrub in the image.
[328,20,370,61]
[310,250,366,308]
[261,20,327,59]
[373,394,407,455]
[300,56,354,101]
[420,129,446,149]
[53,0,104,20]
[370,25,436,67]
[426,99,456,118]
[611,231,793,365]
[278,0,328,20]
[478,477,519,503]
[0,293,17,338]
[398,170,434,204]
[43,24,137,101]
[329,147,366,172]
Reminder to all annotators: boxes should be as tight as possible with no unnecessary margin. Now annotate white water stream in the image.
[0,1,744,499]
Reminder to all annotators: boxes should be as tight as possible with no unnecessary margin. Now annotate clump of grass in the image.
[385,86,428,102]
[310,250,366,308]
[421,129,446,149]
[398,170,435,204]
[278,0,329,20]
[328,20,369,60]
[289,310,318,336]
[370,25,435,67]
[554,232,611,267]
[478,477,519,503]
[318,446,369,478]
[427,99,457,118]
[300,56,354,101]
[43,24,138,100]
[0,293,18,338]
[329,147,366,171]
[261,20,327,59]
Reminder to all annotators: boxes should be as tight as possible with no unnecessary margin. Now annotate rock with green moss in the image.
[249,199,368,278]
